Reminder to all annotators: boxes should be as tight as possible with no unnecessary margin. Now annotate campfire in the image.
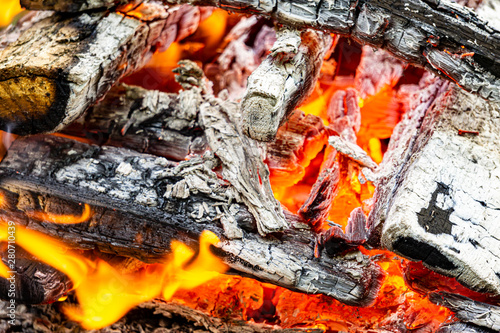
[1,0,500,332]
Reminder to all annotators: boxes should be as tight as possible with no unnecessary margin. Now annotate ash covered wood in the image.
[0,135,383,306]
[241,27,331,141]
[430,292,500,331]
[370,79,500,296]
[437,322,497,333]
[21,0,129,12]
[63,83,209,162]
[0,3,201,135]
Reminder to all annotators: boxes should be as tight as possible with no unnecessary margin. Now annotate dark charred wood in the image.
[298,148,339,231]
[0,134,384,307]
[317,208,368,256]
[0,3,201,135]
[430,292,500,331]
[0,248,72,305]
[18,0,500,104]
[160,0,500,102]
[63,83,208,162]
[0,298,324,333]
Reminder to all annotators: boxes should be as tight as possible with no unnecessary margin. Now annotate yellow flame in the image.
[0,0,23,28]
[0,222,227,329]
[27,203,92,224]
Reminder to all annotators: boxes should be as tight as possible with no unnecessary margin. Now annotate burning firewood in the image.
[0,2,202,135]
[0,134,384,306]
[63,83,209,162]
[437,322,497,333]
[369,77,500,296]
[0,58,386,307]
[240,27,331,141]
[430,291,500,332]
[21,0,500,102]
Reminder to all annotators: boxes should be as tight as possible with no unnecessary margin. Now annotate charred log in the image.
[63,83,209,162]
[17,0,500,103]
[1,298,324,333]
[0,3,201,135]
[430,292,500,331]
[370,78,500,296]
[437,322,497,333]
[0,134,384,306]
[240,27,331,141]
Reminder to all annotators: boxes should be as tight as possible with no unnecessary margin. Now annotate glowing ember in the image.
[0,221,227,329]
[27,203,92,224]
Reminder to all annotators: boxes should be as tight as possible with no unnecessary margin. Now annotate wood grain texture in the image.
[372,81,500,296]
[240,27,331,141]
[430,292,500,331]
[164,0,500,102]
[0,135,384,306]
[0,3,201,135]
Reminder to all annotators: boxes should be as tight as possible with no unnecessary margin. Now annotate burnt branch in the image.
[241,27,331,141]
[430,292,500,331]
[370,74,500,296]
[0,134,383,306]
[0,3,202,135]
[23,0,500,101]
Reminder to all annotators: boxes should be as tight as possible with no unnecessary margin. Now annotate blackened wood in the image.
[0,135,384,306]
[0,3,201,135]
[437,322,497,333]
[0,249,72,305]
[371,77,500,296]
[317,208,368,256]
[17,0,500,101]
[164,0,500,102]
[430,292,500,331]
[297,148,339,230]
[21,0,128,12]
[241,28,331,141]
[63,83,208,162]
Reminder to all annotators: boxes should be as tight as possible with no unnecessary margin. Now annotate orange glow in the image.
[0,0,22,28]
[0,130,17,163]
[0,223,227,329]
[51,132,94,145]
[27,203,92,224]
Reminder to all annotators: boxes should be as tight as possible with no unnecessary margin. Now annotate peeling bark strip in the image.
[0,135,384,306]
[0,3,200,135]
[430,292,500,331]
[374,83,500,296]
[241,28,331,141]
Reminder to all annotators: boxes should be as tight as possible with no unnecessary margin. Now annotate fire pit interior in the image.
[0,0,500,332]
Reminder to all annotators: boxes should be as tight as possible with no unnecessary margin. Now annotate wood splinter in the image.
[241,27,332,141]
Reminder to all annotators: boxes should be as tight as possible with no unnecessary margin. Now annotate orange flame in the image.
[0,0,22,28]
[27,203,92,224]
[0,222,227,329]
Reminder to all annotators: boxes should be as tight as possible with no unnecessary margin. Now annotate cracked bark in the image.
[0,134,384,306]
[369,76,500,296]
[21,0,500,102]
[0,2,202,135]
